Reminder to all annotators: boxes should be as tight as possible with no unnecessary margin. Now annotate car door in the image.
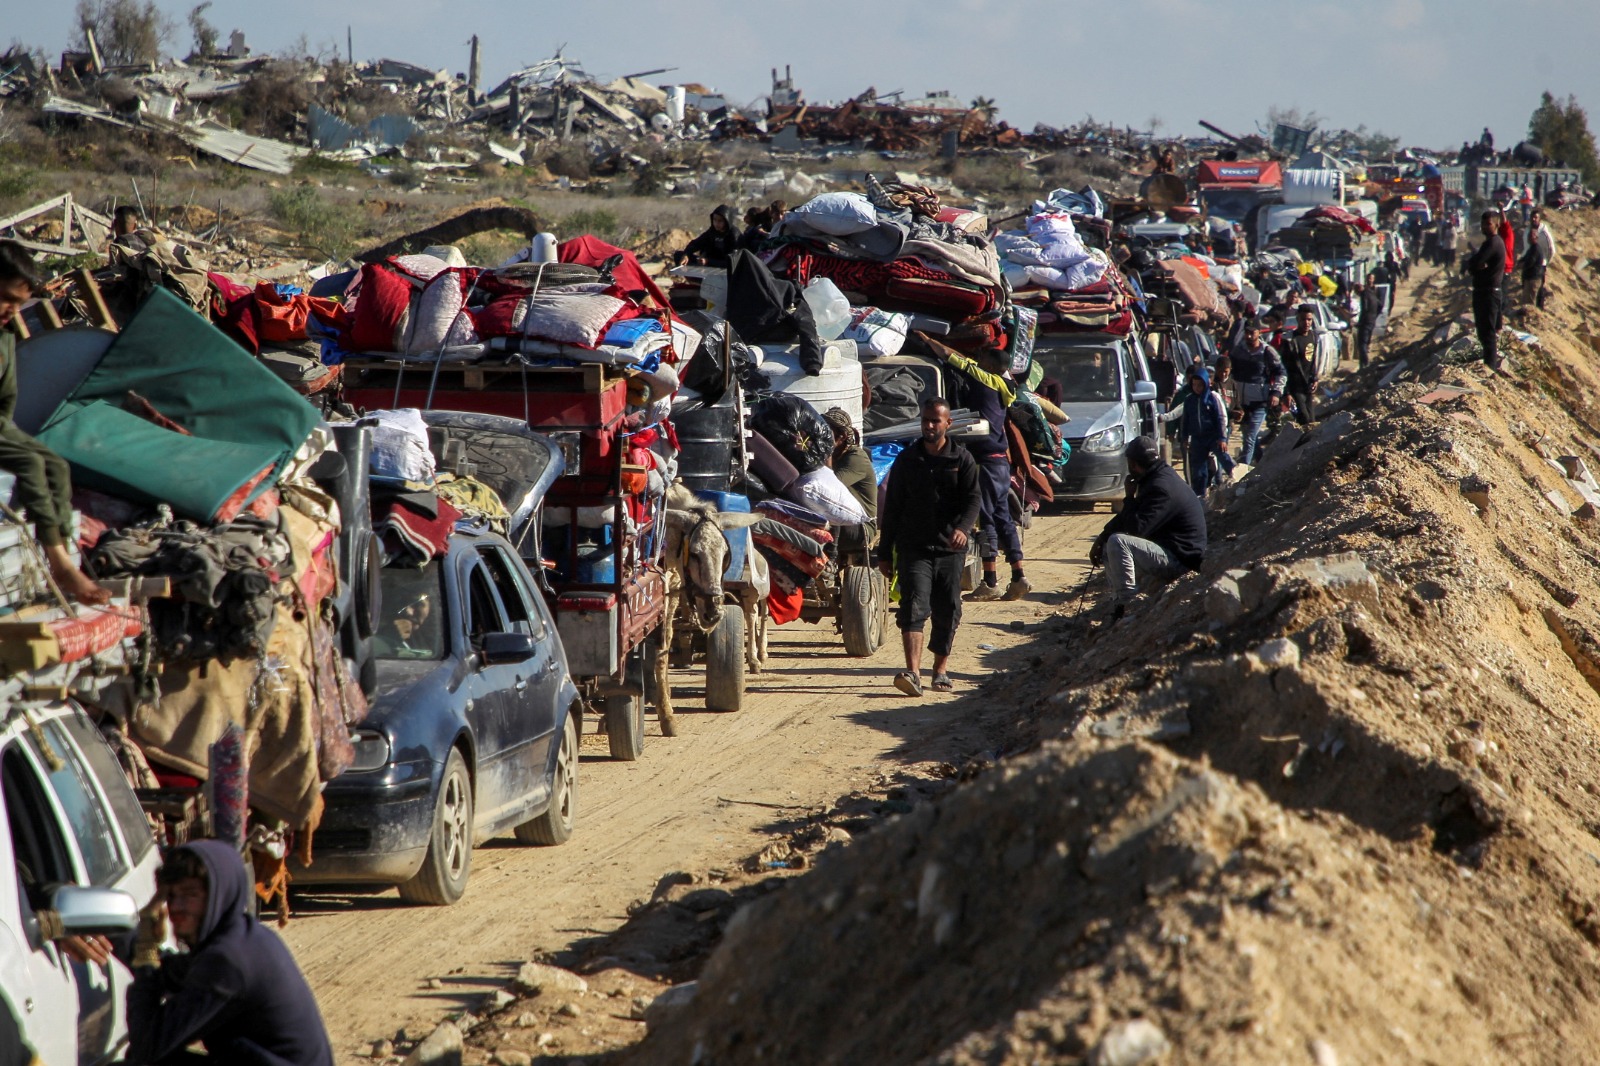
[43,715,158,1065]
[457,555,522,830]
[478,544,560,802]
[0,736,88,1066]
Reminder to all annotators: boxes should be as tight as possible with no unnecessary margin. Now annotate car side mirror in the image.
[1130,381,1158,403]
[46,885,139,936]
[480,631,537,665]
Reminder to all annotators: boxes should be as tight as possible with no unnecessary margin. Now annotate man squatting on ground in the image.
[1089,435,1208,616]
[879,397,983,697]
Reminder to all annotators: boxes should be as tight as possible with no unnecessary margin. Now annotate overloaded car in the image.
[295,531,582,905]
[1029,332,1161,502]
[1,702,157,1064]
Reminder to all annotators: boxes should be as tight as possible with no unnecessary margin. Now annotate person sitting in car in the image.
[373,585,438,659]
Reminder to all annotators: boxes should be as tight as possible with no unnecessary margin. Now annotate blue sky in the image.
[12,0,1600,150]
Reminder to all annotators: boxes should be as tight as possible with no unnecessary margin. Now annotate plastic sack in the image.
[785,466,868,525]
[365,408,436,482]
[840,306,909,357]
[750,392,834,475]
[788,192,878,236]
[802,278,851,341]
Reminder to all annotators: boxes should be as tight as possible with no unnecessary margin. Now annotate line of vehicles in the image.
[5,161,1382,1061]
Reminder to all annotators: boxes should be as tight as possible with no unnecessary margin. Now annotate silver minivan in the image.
[1030,332,1161,501]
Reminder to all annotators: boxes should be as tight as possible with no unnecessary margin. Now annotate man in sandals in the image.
[879,397,982,696]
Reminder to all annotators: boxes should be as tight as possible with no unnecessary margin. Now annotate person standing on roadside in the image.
[1088,436,1207,619]
[1280,304,1320,426]
[1521,208,1556,313]
[1229,321,1286,465]
[1355,279,1382,368]
[1467,210,1508,370]
[878,398,982,697]
[929,340,1029,601]
[1158,364,1233,496]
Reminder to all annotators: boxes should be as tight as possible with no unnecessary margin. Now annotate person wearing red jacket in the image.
[1497,211,1515,334]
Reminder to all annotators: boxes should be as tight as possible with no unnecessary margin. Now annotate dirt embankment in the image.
[615,212,1600,1065]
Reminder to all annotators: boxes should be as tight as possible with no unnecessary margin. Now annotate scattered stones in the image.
[513,1012,538,1029]
[485,990,515,1013]
[425,978,444,990]
[513,962,589,997]
[1544,488,1572,516]
[643,982,699,1031]
[370,1038,394,1059]
[491,1051,532,1066]
[1308,1038,1340,1066]
[1090,1018,1171,1066]
[401,1021,462,1066]
[556,1002,582,1018]
[1248,638,1301,673]
[1204,570,1247,625]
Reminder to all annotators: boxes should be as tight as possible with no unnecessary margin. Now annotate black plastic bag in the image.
[750,393,834,475]
[679,311,761,404]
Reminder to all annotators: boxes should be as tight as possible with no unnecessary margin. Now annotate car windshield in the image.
[1035,347,1122,403]
[375,563,446,660]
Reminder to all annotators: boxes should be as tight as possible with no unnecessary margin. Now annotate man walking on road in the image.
[1089,436,1207,618]
[879,398,982,697]
[1280,304,1320,426]
[1229,321,1286,465]
[1355,279,1382,368]
[930,340,1029,601]
[1467,211,1508,370]
[1521,208,1556,314]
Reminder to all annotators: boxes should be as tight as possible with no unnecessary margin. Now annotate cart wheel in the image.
[603,694,645,761]
[705,607,745,712]
[840,566,886,658]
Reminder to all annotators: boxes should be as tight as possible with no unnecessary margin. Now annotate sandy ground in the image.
[284,505,1110,1060]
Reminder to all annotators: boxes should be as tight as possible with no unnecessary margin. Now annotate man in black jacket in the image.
[879,398,982,696]
[1355,279,1383,368]
[1279,304,1319,426]
[1089,436,1206,613]
[1466,210,1507,370]
[126,839,334,1065]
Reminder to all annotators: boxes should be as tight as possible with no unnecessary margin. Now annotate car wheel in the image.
[705,606,746,712]
[398,748,473,905]
[604,694,645,761]
[515,713,577,846]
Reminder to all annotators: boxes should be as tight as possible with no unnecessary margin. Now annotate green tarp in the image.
[36,288,319,521]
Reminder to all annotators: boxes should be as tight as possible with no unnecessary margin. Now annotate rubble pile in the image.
[618,212,1600,1063]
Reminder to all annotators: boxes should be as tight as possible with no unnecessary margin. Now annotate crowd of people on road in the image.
[1467,203,1558,371]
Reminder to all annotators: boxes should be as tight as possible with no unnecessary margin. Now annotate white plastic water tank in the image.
[530,232,559,264]
[755,340,864,433]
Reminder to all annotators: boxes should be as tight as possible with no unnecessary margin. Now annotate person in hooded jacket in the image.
[1228,321,1287,466]
[125,839,334,1065]
[675,205,739,267]
[1157,364,1233,496]
[1089,436,1207,617]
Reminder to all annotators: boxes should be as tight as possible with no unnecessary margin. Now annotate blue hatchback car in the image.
[295,532,581,905]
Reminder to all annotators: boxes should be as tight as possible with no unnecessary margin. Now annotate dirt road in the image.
[285,506,1109,1060]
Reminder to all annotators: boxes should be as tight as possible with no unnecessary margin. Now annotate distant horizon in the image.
[11,0,1600,154]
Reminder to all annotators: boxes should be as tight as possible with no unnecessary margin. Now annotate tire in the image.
[705,606,745,712]
[604,694,645,761]
[515,713,576,845]
[840,566,885,657]
[398,748,472,905]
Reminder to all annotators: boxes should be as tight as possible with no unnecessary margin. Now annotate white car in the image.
[0,703,159,1064]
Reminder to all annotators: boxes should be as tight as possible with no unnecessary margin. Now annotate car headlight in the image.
[1081,424,1127,453]
[347,729,391,772]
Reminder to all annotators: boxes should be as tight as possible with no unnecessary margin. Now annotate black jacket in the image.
[1279,328,1317,393]
[1228,343,1287,405]
[1357,287,1383,330]
[681,205,740,266]
[725,249,825,375]
[880,438,981,555]
[1100,459,1207,570]
[127,840,334,1066]
[1466,233,1507,291]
